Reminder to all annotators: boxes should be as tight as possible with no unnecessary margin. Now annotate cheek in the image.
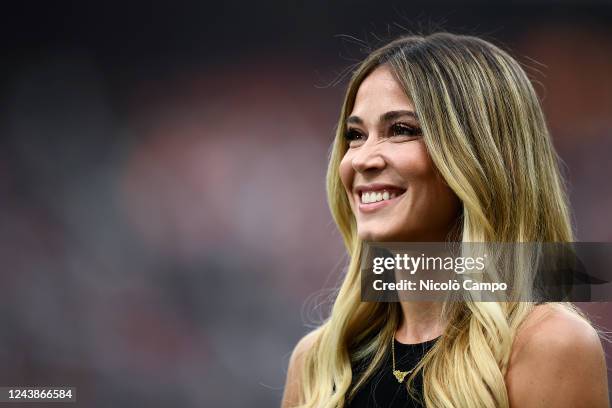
[338,154,353,193]
[395,144,459,215]
[394,143,436,180]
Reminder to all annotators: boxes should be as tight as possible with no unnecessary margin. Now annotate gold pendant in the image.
[393,369,409,383]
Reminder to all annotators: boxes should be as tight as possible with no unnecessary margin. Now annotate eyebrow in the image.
[346,110,418,126]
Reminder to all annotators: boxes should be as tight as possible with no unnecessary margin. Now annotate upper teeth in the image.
[361,190,397,204]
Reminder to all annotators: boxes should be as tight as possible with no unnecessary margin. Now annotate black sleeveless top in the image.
[346,336,440,408]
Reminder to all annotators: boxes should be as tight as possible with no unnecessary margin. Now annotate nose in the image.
[352,139,386,173]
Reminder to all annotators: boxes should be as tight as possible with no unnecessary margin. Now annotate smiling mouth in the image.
[359,188,406,204]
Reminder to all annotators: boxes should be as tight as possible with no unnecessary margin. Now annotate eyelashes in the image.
[344,128,364,141]
[390,123,422,137]
[343,123,423,144]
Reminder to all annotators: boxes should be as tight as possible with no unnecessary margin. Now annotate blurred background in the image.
[0,1,611,406]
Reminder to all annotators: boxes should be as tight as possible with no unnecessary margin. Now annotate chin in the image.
[357,227,399,242]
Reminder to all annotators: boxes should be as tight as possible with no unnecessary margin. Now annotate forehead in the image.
[350,65,415,119]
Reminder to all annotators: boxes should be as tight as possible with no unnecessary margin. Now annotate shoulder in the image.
[506,303,609,408]
[281,328,323,408]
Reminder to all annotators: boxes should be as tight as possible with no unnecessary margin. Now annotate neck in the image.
[395,301,445,344]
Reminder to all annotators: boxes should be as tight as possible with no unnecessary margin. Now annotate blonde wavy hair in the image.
[297,32,591,407]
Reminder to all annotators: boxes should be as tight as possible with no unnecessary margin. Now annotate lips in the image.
[354,183,406,196]
[354,183,407,204]
[353,183,407,213]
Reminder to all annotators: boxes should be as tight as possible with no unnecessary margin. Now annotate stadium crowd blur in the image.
[1,2,611,406]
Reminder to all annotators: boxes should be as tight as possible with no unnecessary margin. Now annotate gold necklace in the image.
[391,337,416,383]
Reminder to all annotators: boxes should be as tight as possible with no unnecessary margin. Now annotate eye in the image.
[390,123,422,138]
[344,128,365,147]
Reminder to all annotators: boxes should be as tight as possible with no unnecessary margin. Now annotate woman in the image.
[282,32,609,407]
